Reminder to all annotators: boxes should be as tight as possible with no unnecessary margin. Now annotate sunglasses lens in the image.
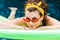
[32,18,38,22]
[23,18,30,22]
[23,17,39,22]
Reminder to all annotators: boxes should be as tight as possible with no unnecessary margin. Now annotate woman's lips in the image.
[30,25,34,27]
[29,25,36,29]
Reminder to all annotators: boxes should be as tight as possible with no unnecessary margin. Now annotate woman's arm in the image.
[0,17,29,30]
[0,21,29,30]
[37,25,60,30]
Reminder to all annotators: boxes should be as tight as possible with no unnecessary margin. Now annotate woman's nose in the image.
[29,21,34,25]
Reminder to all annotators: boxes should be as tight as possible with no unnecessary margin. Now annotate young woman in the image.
[0,0,60,30]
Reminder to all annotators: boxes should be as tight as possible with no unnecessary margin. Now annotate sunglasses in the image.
[23,17,40,23]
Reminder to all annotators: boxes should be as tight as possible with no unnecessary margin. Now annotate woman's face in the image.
[24,9,44,29]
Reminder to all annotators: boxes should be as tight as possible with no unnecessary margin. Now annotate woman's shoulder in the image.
[46,16,60,25]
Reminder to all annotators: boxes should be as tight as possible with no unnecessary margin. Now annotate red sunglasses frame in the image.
[23,17,40,23]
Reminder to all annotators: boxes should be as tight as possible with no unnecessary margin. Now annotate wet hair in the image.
[25,0,48,26]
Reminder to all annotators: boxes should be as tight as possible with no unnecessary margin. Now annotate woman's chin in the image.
[28,26,37,30]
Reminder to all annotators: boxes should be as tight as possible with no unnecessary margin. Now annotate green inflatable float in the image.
[0,15,60,40]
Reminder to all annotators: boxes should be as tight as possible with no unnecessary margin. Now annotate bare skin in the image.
[0,9,60,30]
[37,16,60,30]
[8,16,60,30]
[0,21,29,30]
[0,15,60,30]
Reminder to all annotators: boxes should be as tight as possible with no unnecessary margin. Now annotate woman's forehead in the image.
[25,10,40,19]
